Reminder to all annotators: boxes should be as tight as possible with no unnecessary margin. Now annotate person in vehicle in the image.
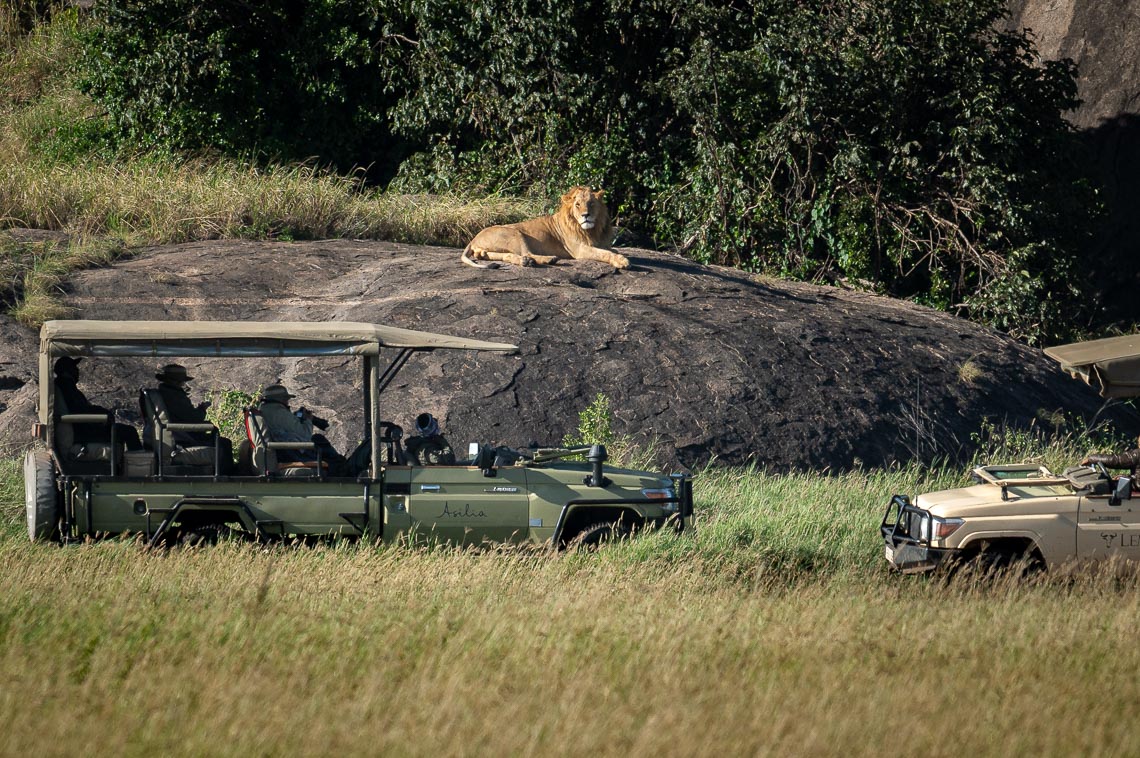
[53,356,142,451]
[404,412,456,465]
[153,363,234,463]
[1082,435,1140,478]
[258,383,350,475]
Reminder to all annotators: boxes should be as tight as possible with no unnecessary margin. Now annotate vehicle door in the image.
[1077,489,1140,560]
[406,466,530,545]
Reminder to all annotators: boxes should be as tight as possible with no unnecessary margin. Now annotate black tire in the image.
[954,545,1044,580]
[570,521,631,551]
[24,448,60,542]
[177,523,233,547]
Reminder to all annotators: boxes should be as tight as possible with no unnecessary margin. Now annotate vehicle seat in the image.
[53,383,119,475]
[1062,465,1114,495]
[139,388,219,475]
[378,422,407,466]
[243,407,324,478]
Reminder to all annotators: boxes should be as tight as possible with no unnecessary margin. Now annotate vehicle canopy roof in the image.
[39,320,518,358]
[1045,334,1140,399]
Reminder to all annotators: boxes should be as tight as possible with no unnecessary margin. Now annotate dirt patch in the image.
[0,239,1130,469]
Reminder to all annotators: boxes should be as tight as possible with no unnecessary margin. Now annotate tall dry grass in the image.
[3,536,1140,756]
[3,452,1140,755]
[0,157,541,248]
[0,153,540,326]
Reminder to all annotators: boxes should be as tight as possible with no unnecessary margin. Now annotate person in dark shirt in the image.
[1083,436,1140,479]
[152,363,233,465]
[53,356,141,450]
[257,383,349,475]
[404,412,456,465]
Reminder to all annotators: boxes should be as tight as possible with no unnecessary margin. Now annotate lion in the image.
[461,186,630,270]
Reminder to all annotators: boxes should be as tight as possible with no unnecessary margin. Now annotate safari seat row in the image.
[52,389,313,479]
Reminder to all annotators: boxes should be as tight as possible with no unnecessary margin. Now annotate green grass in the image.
[4,453,1140,755]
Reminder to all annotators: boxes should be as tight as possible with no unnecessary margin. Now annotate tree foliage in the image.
[79,0,409,176]
[76,0,1099,343]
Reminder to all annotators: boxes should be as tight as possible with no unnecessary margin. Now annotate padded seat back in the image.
[53,383,115,468]
[244,408,321,478]
[139,388,216,471]
[244,407,276,474]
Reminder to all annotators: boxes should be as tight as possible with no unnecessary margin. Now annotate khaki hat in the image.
[261,384,295,403]
[155,363,193,384]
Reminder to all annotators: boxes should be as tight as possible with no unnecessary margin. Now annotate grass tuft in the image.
[958,357,984,386]
[2,233,125,326]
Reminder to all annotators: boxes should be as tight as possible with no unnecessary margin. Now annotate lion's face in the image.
[563,186,607,232]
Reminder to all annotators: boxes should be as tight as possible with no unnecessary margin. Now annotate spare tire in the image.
[24,449,59,542]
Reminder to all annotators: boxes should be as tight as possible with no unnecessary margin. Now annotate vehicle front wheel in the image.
[954,545,1044,580]
[569,522,631,551]
[24,449,59,542]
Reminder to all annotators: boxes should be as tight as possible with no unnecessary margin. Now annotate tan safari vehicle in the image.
[25,320,692,547]
[882,334,1140,573]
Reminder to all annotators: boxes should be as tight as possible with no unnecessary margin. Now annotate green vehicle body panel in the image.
[64,463,677,545]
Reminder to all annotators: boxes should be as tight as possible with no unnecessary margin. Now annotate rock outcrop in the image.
[0,240,1127,470]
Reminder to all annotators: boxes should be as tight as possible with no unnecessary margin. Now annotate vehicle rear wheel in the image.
[570,521,631,551]
[177,523,233,547]
[24,449,60,542]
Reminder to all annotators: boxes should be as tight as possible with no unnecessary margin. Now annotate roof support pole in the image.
[367,355,380,481]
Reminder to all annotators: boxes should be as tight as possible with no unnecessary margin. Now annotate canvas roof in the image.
[1044,334,1140,398]
[40,320,519,357]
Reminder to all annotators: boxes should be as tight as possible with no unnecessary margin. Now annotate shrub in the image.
[71,0,1099,343]
[205,387,260,447]
[79,0,409,178]
[563,393,616,449]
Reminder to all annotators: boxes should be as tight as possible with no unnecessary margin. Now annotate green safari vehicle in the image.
[24,320,692,547]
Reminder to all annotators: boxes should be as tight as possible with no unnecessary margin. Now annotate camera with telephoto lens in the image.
[295,407,330,430]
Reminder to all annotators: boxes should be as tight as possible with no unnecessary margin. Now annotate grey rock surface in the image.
[0,240,1129,469]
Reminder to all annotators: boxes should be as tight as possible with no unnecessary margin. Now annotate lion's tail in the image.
[461,244,500,270]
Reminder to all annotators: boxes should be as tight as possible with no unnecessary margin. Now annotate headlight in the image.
[642,487,677,512]
[917,513,930,541]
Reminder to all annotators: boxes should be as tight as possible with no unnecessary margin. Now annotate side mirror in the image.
[1112,477,1133,505]
[468,442,480,464]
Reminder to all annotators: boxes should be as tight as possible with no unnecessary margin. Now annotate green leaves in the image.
[80,0,406,178]
[75,0,1098,343]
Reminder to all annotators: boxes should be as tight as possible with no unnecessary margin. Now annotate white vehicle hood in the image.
[916,483,1073,519]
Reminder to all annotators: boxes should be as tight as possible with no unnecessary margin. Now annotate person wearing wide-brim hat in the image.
[258,382,348,474]
[155,363,194,385]
[154,363,210,438]
[152,362,235,470]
